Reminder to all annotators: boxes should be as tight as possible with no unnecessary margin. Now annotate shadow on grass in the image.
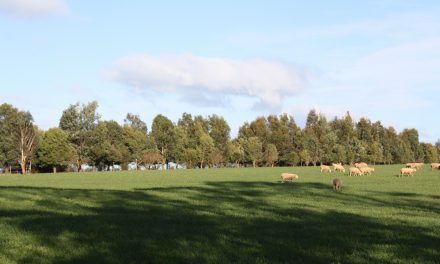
[0,182,439,264]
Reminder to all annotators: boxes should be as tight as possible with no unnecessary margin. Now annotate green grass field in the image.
[0,165,439,263]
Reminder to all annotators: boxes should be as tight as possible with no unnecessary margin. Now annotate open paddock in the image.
[0,165,439,263]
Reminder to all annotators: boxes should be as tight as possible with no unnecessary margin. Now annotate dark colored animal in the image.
[333,178,342,190]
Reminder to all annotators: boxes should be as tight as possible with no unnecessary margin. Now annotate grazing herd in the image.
[346,162,375,176]
[281,162,439,190]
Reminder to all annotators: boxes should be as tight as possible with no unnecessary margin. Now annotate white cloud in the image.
[0,0,68,18]
[106,54,306,108]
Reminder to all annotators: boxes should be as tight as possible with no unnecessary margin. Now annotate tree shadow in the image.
[0,182,439,263]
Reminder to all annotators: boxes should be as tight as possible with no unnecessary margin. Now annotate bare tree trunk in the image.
[20,159,26,175]
[17,126,36,175]
[20,139,26,174]
[161,147,166,171]
[252,160,256,168]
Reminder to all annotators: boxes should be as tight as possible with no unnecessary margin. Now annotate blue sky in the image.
[0,0,439,142]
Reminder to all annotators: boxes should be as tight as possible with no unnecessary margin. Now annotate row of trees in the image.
[0,102,439,173]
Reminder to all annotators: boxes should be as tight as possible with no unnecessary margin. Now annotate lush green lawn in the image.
[0,165,439,263]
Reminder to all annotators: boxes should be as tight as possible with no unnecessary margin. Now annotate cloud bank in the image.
[0,0,68,18]
[107,54,305,108]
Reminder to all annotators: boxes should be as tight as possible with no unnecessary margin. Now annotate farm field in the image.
[0,165,439,263]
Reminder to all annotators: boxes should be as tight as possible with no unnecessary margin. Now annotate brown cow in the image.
[333,178,342,190]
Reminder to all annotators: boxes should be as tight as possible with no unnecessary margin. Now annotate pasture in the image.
[0,165,439,263]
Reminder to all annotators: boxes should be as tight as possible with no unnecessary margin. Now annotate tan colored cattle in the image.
[354,162,368,169]
[333,163,345,173]
[406,163,423,170]
[414,163,424,169]
[360,167,374,175]
[320,165,331,173]
[349,167,363,176]
[431,163,440,170]
[406,163,417,170]
[400,168,416,177]
[281,173,298,182]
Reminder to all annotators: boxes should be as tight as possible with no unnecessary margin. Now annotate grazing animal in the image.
[333,163,345,173]
[333,178,342,190]
[281,173,298,182]
[431,163,440,170]
[320,165,331,173]
[407,163,423,170]
[360,167,374,175]
[354,162,368,169]
[349,167,363,176]
[400,168,416,177]
[406,163,417,170]
[414,163,424,169]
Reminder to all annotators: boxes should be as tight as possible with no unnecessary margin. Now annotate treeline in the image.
[0,101,439,173]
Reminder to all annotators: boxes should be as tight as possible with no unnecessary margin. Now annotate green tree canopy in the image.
[0,104,38,174]
[59,101,100,171]
[0,103,21,168]
[264,143,278,167]
[37,128,72,172]
[244,137,263,168]
[208,114,230,158]
[87,121,126,168]
[151,114,177,168]
[124,113,148,133]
